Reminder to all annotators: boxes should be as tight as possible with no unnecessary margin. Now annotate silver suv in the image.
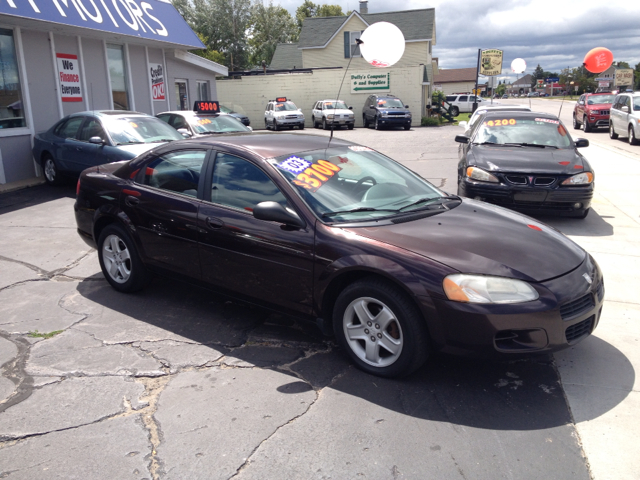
[609,92,640,145]
[264,98,305,131]
[312,99,355,130]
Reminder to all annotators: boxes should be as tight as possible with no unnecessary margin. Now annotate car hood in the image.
[324,109,353,115]
[115,142,166,157]
[378,108,410,114]
[345,200,585,283]
[469,145,585,174]
[585,103,612,109]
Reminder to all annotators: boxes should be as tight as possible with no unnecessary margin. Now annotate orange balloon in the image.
[583,47,613,73]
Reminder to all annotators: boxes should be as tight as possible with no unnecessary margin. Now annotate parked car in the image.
[444,94,484,116]
[362,94,412,130]
[456,111,593,218]
[156,109,251,137]
[609,91,640,145]
[312,99,355,130]
[75,132,603,378]
[33,110,184,186]
[502,94,509,99]
[264,97,305,130]
[572,93,615,132]
[219,104,250,126]
[527,92,540,97]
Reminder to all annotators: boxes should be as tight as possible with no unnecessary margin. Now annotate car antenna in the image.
[329,38,363,145]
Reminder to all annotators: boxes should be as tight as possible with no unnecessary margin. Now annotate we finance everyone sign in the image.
[56,53,82,102]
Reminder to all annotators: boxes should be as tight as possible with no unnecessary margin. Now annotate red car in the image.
[573,93,616,132]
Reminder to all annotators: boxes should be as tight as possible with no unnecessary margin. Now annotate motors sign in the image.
[0,0,204,48]
[149,64,165,101]
[56,53,82,102]
[480,49,503,76]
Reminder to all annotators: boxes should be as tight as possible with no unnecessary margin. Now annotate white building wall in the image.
[217,65,425,128]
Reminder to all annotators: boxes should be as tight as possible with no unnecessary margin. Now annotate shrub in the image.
[421,116,440,126]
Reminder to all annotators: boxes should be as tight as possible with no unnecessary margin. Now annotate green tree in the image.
[249,1,298,66]
[191,33,226,65]
[531,64,544,88]
[496,83,506,96]
[296,1,345,30]
[634,62,640,90]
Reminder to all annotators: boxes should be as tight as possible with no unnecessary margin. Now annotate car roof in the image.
[475,105,531,111]
[156,110,220,117]
[70,110,150,118]
[483,111,559,120]
[176,132,354,159]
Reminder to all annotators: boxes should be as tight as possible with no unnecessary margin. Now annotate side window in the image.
[141,150,208,197]
[445,96,455,103]
[459,95,468,102]
[211,153,288,212]
[612,96,620,109]
[55,117,85,139]
[156,114,171,123]
[170,115,189,130]
[78,118,106,142]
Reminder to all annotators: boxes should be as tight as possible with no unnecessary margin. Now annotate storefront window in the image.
[0,29,26,129]
[107,44,129,110]
[197,81,209,101]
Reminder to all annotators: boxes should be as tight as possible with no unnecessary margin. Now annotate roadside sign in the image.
[480,49,503,76]
[545,77,559,83]
[615,69,634,87]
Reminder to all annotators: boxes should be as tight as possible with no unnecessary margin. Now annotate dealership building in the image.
[0,0,227,186]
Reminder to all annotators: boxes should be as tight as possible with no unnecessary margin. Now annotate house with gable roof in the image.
[218,1,438,128]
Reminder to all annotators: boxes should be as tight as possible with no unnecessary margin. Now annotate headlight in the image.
[326,114,334,120]
[443,274,539,304]
[561,172,593,185]
[348,114,354,119]
[466,166,499,183]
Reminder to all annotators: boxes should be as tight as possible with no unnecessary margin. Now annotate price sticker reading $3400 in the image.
[278,156,342,192]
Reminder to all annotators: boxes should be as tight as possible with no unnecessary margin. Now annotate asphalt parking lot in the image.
[1,121,639,479]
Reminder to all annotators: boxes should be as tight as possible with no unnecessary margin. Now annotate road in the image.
[0,124,638,479]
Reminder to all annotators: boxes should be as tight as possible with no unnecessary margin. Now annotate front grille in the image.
[560,293,594,321]
[387,112,406,117]
[506,175,527,185]
[566,315,594,343]
[285,115,298,119]
[534,177,556,186]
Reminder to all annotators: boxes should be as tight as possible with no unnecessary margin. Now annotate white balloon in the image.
[511,58,526,74]
[359,22,405,68]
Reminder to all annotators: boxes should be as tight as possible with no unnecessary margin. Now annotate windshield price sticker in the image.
[278,156,311,174]
[484,119,516,127]
[197,118,212,125]
[348,146,373,152]
[292,160,342,192]
[535,118,559,124]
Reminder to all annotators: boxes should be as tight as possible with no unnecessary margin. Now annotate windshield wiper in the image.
[505,142,558,149]
[398,195,461,212]
[150,138,180,143]
[472,141,513,146]
[322,207,399,218]
[115,141,144,145]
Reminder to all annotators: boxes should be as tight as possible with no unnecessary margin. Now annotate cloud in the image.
[275,0,640,80]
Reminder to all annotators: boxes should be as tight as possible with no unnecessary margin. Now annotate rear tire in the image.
[42,155,62,186]
[264,119,269,130]
[450,106,459,117]
[573,115,580,130]
[629,126,639,145]
[333,278,429,378]
[98,224,150,293]
[609,123,618,139]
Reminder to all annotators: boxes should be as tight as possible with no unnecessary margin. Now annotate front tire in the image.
[609,123,618,139]
[323,118,329,130]
[630,126,639,145]
[374,117,382,130]
[363,115,369,128]
[98,224,150,293]
[42,155,62,186]
[582,115,591,132]
[273,121,279,131]
[333,278,429,378]
[348,124,354,130]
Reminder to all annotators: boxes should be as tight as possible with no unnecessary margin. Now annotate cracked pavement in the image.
[0,126,638,479]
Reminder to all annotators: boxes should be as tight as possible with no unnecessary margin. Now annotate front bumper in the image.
[378,116,411,126]
[587,114,609,127]
[460,179,594,216]
[274,117,305,127]
[425,255,604,357]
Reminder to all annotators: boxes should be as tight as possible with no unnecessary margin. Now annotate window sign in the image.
[56,53,82,102]
[149,64,164,101]
[0,0,204,48]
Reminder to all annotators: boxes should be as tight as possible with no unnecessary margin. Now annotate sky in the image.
[277,0,640,83]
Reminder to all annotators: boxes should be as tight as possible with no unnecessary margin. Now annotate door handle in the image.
[151,222,167,233]
[125,196,139,207]
[206,217,225,229]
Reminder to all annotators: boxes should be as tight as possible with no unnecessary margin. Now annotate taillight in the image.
[76,178,81,196]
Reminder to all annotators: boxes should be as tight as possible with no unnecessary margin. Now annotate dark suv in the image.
[573,92,616,132]
[362,94,412,130]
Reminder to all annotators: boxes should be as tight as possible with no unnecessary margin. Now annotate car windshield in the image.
[272,146,453,223]
[377,98,404,108]
[188,115,251,134]
[473,117,572,148]
[218,105,233,114]
[323,101,348,110]
[275,101,298,111]
[106,117,183,145]
[588,95,615,105]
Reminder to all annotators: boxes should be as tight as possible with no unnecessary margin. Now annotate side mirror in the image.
[574,138,589,148]
[621,105,629,113]
[348,106,353,110]
[253,201,305,228]
[405,105,409,108]
[455,135,470,144]
[89,136,105,145]
[458,121,468,128]
[177,128,192,138]
[247,126,253,131]
[579,101,584,105]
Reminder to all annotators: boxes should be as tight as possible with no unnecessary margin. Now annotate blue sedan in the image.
[33,110,184,185]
